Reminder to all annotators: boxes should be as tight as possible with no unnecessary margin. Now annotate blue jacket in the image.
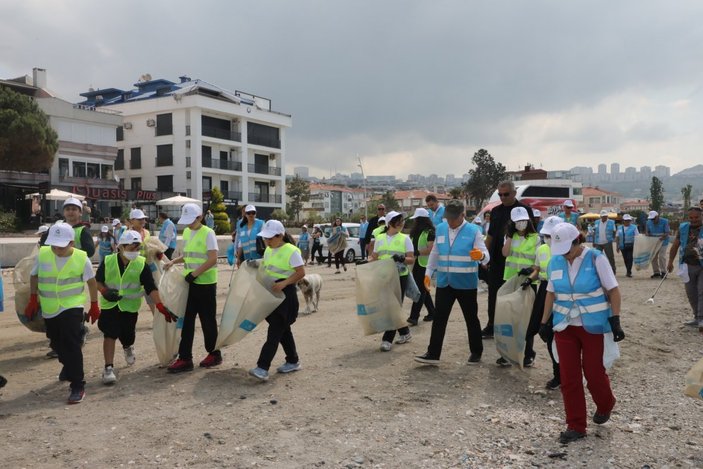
[617,224,637,249]
[430,205,445,227]
[435,222,479,290]
[594,219,616,243]
[646,218,670,246]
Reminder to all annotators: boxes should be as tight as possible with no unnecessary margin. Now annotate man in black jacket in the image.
[40,198,96,258]
[363,204,386,257]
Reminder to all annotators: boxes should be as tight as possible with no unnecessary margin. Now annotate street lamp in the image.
[357,155,367,219]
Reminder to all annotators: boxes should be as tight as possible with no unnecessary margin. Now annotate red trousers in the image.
[554,326,616,433]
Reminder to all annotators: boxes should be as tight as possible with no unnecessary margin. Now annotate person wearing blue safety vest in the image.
[297,225,311,265]
[646,210,670,278]
[557,200,579,226]
[236,204,265,266]
[593,210,617,274]
[615,214,639,277]
[158,212,178,260]
[539,223,624,444]
[414,200,489,366]
[425,194,445,227]
[112,219,126,243]
[358,215,369,260]
[667,207,703,332]
[249,220,306,381]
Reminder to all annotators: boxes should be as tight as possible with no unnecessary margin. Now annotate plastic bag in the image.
[216,263,284,349]
[152,265,188,366]
[402,264,421,303]
[494,275,535,369]
[355,259,406,335]
[633,234,662,271]
[684,357,703,401]
[226,243,236,266]
[12,253,46,333]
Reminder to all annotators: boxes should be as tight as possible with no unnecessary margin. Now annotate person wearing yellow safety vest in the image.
[95,230,177,385]
[496,206,540,367]
[164,203,221,373]
[414,199,489,366]
[407,208,437,325]
[367,216,386,255]
[371,211,415,352]
[522,216,563,389]
[26,222,99,404]
[249,220,306,381]
[236,204,265,266]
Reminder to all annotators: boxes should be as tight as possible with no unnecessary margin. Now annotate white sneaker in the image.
[123,346,136,366]
[102,366,117,385]
[395,333,412,344]
[380,341,392,352]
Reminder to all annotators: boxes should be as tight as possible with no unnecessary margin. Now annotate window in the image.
[157,175,173,192]
[247,122,280,148]
[116,126,124,141]
[86,163,100,179]
[73,161,86,178]
[59,158,69,179]
[220,180,229,194]
[202,176,212,192]
[156,144,173,166]
[101,165,113,180]
[131,177,142,191]
[130,148,141,169]
[202,145,212,167]
[155,113,173,136]
[115,149,124,170]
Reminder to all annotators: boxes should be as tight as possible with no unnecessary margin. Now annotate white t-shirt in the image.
[185,227,219,252]
[597,221,609,244]
[373,232,414,254]
[546,246,618,328]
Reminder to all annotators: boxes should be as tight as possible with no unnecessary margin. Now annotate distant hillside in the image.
[673,165,703,177]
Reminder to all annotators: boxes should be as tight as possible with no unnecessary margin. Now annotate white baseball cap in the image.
[34,225,49,235]
[378,216,386,223]
[563,199,574,208]
[258,219,285,238]
[302,224,308,229]
[244,204,256,213]
[178,203,203,225]
[130,209,147,220]
[119,230,143,245]
[600,209,609,217]
[623,214,633,221]
[540,216,563,236]
[533,209,541,218]
[101,225,109,233]
[550,223,580,256]
[410,208,430,219]
[63,197,83,210]
[385,211,403,223]
[473,216,482,225]
[112,218,121,226]
[648,210,658,220]
[45,222,75,248]
[510,206,530,222]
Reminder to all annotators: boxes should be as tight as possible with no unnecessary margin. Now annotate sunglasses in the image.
[377,207,385,210]
[498,192,511,197]
[246,211,256,215]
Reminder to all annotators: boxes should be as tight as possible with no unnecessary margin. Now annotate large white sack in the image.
[152,265,188,366]
[215,263,284,349]
[633,234,662,271]
[684,356,703,401]
[13,252,46,333]
[355,259,406,335]
[495,275,535,369]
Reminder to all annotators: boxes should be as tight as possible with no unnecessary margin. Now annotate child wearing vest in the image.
[165,203,222,373]
[95,225,116,263]
[498,206,539,366]
[615,214,639,277]
[249,220,305,381]
[539,223,625,444]
[371,211,414,351]
[96,230,176,384]
[407,208,437,325]
[25,222,100,404]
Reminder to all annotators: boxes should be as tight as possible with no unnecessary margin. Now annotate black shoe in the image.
[593,411,611,425]
[46,350,59,359]
[414,353,440,365]
[422,315,434,322]
[523,356,535,368]
[546,377,561,390]
[0,375,7,389]
[559,429,586,444]
[481,326,494,339]
[407,317,418,326]
[650,273,661,278]
[626,272,632,278]
[67,387,85,404]
[496,357,512,367]
[467,354,481,365]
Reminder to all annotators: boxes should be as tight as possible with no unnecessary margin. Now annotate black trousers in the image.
[525,281,546,360]
[98,306,138,347]
[426,286,483,359]
[311,243,323,264]
[382,275,410,342]
[178,283,219,360]
[45,308,85,390]
[257,283,299,370]
[621,244,634,274]
[359,239,368,259]
[329,250,345,269]
[409,263,436,321]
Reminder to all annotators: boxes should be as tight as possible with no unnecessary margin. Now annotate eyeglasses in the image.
[377,207,385,211]
[498,192,511,197]
[246,211,256,215]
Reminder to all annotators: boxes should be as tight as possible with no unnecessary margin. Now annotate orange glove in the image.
[88,301,100,324]
[424,275,431,290]
[25,294,39,321]
[470,249,484,261]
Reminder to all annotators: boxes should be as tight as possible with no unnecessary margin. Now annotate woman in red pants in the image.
[540,223,625,444]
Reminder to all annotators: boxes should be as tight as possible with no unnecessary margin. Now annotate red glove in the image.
[25,294,39,321]
[88,302,100,324]
[156,303,177,323]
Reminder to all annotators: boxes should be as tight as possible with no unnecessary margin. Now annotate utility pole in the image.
[357,155,367,219]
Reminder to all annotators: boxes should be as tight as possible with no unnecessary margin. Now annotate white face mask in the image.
[515,220,528,231]
[123,250,139,261]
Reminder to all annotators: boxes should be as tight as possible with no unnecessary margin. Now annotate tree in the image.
[368,190,400,213]
[210,187,231,234]
[0,87,58,171]
[464,149,507,210]
[649,176,664,212]
[270,208,289,221]
[286,175,310,221]
[448,186,463,199]
[681,184,693,211]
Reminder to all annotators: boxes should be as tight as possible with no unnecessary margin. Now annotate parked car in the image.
[315,222,361,263]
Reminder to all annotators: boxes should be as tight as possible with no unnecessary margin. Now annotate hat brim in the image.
[550,238,573,256]
[46,237,71,248]
[178,214,198,225]
[258,229,281,238]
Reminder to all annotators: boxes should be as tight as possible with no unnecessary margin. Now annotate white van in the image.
[315,222,361,263]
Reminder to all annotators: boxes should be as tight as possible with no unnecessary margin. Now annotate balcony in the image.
[58,175,118,188]
[248,135,281,149]
[248,164,281,176]
[248,193,282,204]
[202,157,242,171]
[222,191,242,202]
[202,125,241,142]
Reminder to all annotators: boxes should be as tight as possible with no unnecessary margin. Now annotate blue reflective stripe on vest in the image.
[618,224,637,249]
[435,222,479,290]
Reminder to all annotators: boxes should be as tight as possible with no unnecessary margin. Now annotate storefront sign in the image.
[71,186,160,201]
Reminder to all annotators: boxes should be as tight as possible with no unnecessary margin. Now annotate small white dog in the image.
[297,274,323,314]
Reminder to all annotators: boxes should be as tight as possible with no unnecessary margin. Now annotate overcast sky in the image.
[2,1,701,179]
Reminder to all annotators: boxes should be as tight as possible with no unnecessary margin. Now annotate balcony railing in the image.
[247,164,281,176]
[248,135,281,149]
[222,191,242,202]
[202,125,241,142]
[202,157,242,171]
[247,193,282,204]
[58,175,118,187]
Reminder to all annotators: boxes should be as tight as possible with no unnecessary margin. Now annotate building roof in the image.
[583,186,621,196]
[394,190,451,200]
[310,183,365,193]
